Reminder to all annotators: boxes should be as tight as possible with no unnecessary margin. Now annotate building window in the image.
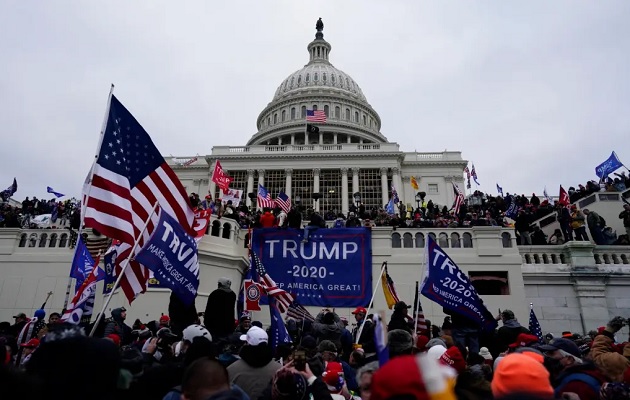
[354,111,359,122]
[291,107,296,120]
[323,73,327,82]
[335,106,340,119]
[324,105,329,117]
[306,73,310,82]
[403,233,413,248]
[319,170,342,213]
[273,113,278,124]
[392,233,401,248]
[346,78,350,88]
[213,170,248,202]
[345,108,350,120]
[469,271,510,295]
[290,77,294,88]
[301,106,307,118]
[428,184,438,194]
[415,233,425,248]
[502,232,512,248]
[267,117,271,126]
[313,105,318,111]
[363,115,366,125]
[358,168,382,211]
[281,110,286,122]
[298,75,302,84]
[331,75,336,84]
[340,76,344,87]
[314,73,319,82]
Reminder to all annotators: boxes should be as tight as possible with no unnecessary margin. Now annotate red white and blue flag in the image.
[257,184,275,210]
[251,250,294,313]
[275,191,291,213]
[82,95,195,303]
[62,261,105,325]
[306,109,327,123]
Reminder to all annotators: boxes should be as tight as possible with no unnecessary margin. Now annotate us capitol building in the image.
[1,21,629,337]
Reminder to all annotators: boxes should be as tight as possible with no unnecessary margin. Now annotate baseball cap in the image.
[20,338,40,348]
[240,326,268,346]
[539,338,581,358]
[159,315,170,324]
[508,333,540,349]
[13,312,26,319]
[394,301,411,311]
[351,307,367,315]
[182,324,212,343]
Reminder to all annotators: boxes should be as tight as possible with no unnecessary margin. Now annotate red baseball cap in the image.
[351,307,367,315]
[508,333,540,349]
[20,338,40,349]
[159,315,170,324]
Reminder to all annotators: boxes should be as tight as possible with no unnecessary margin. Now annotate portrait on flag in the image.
[220,188,243,205]
[250,228,372,307]
[421,235,497,331]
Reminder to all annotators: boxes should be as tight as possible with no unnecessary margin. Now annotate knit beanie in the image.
[34,309,46,320]
[439,346,466,374]
[478,347,493,360]
[426,338,446,349]
[388,329,413,356]
[491,353,553,398]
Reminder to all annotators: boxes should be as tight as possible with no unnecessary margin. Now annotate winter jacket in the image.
[495,319,530,353]
[553,362,608,400]
[204,286,236,340]
[590,331,630,382]
[260,212,275,228]
[312,313,344,349]
[570,210,586,229]
[619,210,630,227]
[352,319,375,353]
[227,344,280,400]
[103,318,132,345]
[387,312,413,334]
[287,209,302,228]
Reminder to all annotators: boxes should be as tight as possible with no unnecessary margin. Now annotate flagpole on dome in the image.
[355,261,388,345]
[63,84,116,312]
[88,201,158,337]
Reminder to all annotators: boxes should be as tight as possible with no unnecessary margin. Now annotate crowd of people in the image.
[2,277,630,400]
[0,197,80,229]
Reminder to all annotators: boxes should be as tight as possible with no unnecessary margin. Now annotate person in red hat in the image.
[351,307,375,355]
[17,338,39,367]
[439,346,467,374]
[507,333,540,352]
[159,315,171,328]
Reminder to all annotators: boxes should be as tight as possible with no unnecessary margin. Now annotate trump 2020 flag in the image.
[595,151,624,179]
[47,186,65,198]
[421,235,497,331]
[269,297,292,351]
[134,209,200,306]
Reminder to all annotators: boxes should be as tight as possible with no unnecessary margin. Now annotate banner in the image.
[421,235,497,331]
[192,209,212,240]
[103,246,117,295]
[220,188,243,205]
[250,228,372,307]
[134,211,200,305]
[172,156,198,167]
[211,160,233,193]
[595,151,623,179]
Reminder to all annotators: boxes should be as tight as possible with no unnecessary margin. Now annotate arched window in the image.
[345,108,350,120]
[415,233,425,248]
[281,110,286,122]
[222,223,232,239]
[439,233,449,248]
[322,73,327,82]
[501,232,512,248]
[267,117,270,126]
[19,234,27,247]
[428,233,436,243]
[346,78,350,88]
[290,77,294,88]
[59,234,68,248]
[331,75,336,84]
[291,108,296,119]
[392,233,401,248]
[314,73,319,82]
[301,106,307,118]
[403,233,413,248]
[363,115,367,125]
[211,220,221,237]
[29,234,38,247]
[354,111,359,122]
[312,105,318,111]
[463,233,473,248]
[273,113,278,124]
[39,233,48,248]
[451,233,461,248]
[335,106,340,119]
[306,73,310,82]
[340,76,344,87]
[49,233,58,247]
[298,75,302,84]
[324,105,329,117]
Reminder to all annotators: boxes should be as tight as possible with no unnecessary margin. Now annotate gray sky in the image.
[1,1,629,200]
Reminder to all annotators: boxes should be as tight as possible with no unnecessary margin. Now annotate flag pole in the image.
[416,235,429,332]
[88,201,158,337]
[63,84,115,312]
[355,261,387,345]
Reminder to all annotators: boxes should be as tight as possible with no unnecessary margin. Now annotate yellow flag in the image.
[410,176,419,191]
[381,266,398,309]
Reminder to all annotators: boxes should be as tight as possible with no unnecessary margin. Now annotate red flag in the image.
[244,280,262,311]
[559,185,570,206]
[211,160,233,193]
[192,209,211,240]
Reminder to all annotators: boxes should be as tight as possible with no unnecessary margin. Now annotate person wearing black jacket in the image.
[387,302,413,334]
[557,203,573,242]
[287,207,302,229]
[204,278,236,341]
[443,307,480,355]
[495,309,530,355]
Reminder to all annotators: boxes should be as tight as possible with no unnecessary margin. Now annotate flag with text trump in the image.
[421,235,497,331]
[82,95,195,303]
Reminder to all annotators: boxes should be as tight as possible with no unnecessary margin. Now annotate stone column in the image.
[401,176,411,207]
[285,168,293,199]
[246,169,255,208]
[380,167,389,207]
[334,133,338,145]
[352,167,360,199]
[392,167,403,205]
[291,134,295,145]
[341,167,349,214]
[313,168,320,212]
[319,131,323,145]
[305,132,309,145]
[257,169,265,188]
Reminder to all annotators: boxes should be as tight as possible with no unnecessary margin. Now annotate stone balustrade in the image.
[212,143,401,155]
[520,242,630,266]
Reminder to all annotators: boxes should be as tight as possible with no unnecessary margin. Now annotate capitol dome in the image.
[248,21,386,146]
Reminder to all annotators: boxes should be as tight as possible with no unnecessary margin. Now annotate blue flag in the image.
[103,243,118,295]
[374,314,389,366]
[269,297,292,351]
[421,235,497,331]
[70,237,96,291]
[595,151,624,179]
[385,198,395,215]
[51,203,58,223]
[391,184,400,204]
[504,195,519,220]
[134,210,200,305]
[47,186,65,198]
[496,184,503,197]
[0,178,17,201]
[529,307,543,343]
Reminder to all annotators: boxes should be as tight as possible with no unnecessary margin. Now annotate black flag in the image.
[306,124,319,134]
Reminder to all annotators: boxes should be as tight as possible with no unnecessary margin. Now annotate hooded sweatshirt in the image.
[227,344,280,400]
[496,319,530,354]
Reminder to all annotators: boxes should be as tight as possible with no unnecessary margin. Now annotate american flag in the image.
[391,184,400,204]
[471,164,480,185]
[275,191,291,213]
[251,249,294,312]
[529,307,544,342]
[82,95,194,302]
[413,281,428,333]
[452,182,465,215]
[463,166,471,179]
[287,300,315,322]
[306,109,327,123]
[257,184,275,210]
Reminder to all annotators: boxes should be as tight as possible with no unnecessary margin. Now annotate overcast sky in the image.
[1,1,629,200]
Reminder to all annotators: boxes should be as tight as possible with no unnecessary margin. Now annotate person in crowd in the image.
[302,210,325,243]
[444,306,480,355]
[103,307,132,346]
[287,206,302,229]
[549,228,565,245]
[180,358,248,400]
[312,308,344,349]
[531,225,548,245]
[47,312,61,325]
[439,345,467,374]
[159,314,171,329]
[590,316,630,382]
[556,202,574,242]
[388,329,414,360]
[387,301,413,334]
[355,362,378,400]
[495,309,530,355]
[491,352,555,399]
[602,226,619,244]
[351,307,375,357]
[168,291,199,336]
[619,203,630,239]
[275,206,288,228]
[9,312,27,338]
[227,326,280,400]
[540,337,608,400]
[583,208,606,245]
[204,277,236,341]
[16,338,39,367]
[478,346,494,367]
[570,205,589,241]
[317,339,358,392]
[339,317,354,362]
[515,209,532,245]
[235,312,252,335]
[260,207,276,228]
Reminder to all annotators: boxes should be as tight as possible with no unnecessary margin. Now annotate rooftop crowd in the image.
[2,278,630,400]
[0,197,80,229]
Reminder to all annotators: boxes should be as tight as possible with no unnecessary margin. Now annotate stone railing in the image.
[212,143,401,155]
[206,215,241,242]
[10,229,72,250]
[520,242,630,266]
